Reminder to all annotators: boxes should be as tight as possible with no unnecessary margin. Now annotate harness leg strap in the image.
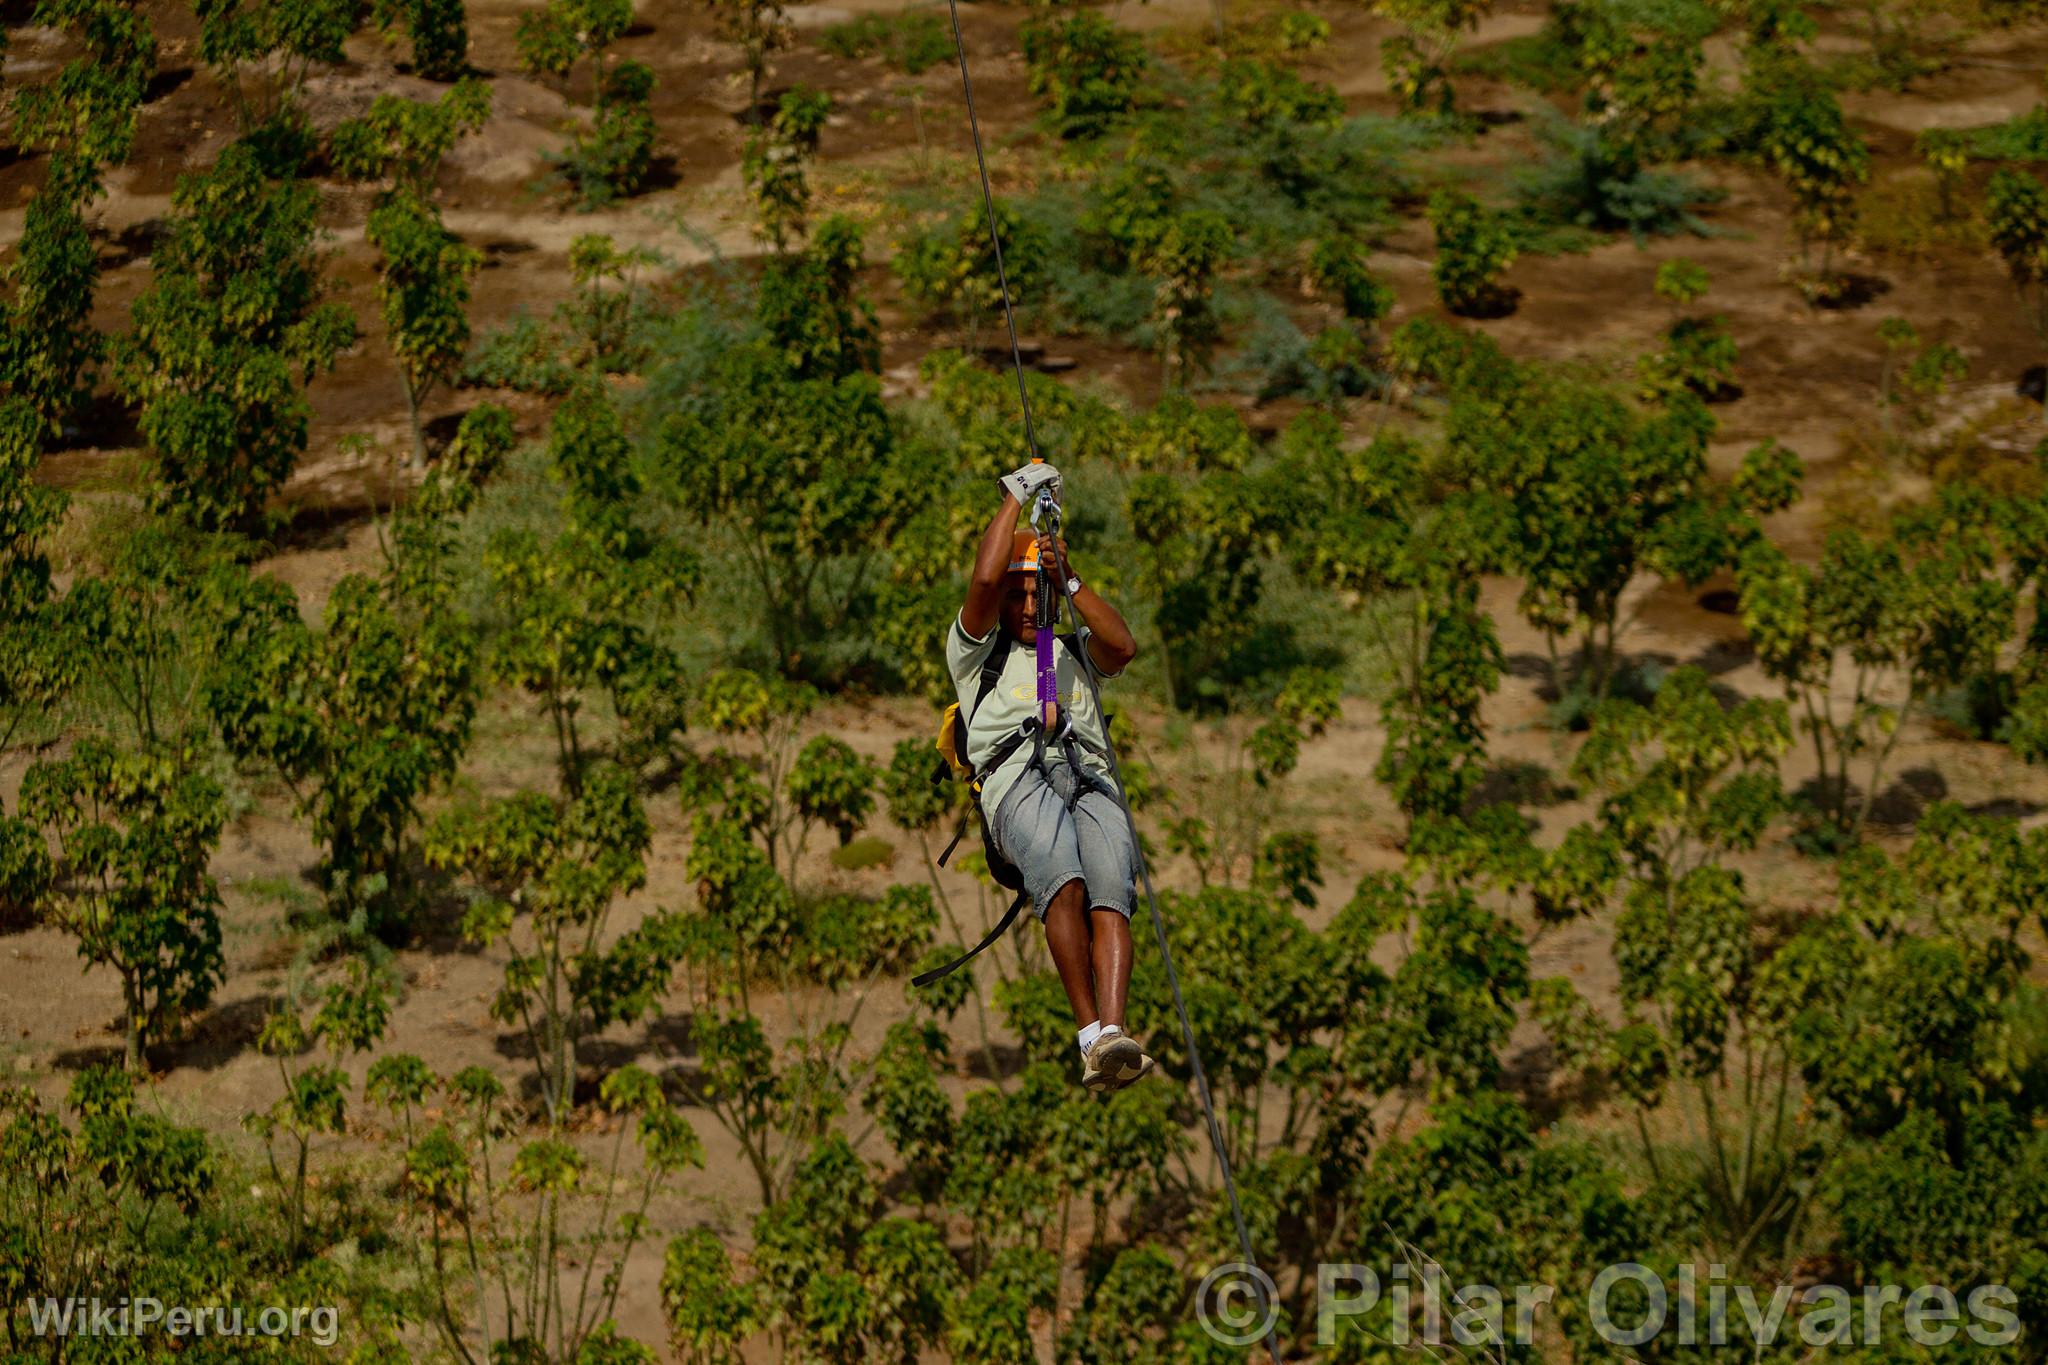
[911,886,1034,986]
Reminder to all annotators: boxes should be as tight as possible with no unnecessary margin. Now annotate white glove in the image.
[1000,461,1061,506]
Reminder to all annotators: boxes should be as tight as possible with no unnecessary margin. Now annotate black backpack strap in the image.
[972,632,1012,720]
[912,885,1034,986]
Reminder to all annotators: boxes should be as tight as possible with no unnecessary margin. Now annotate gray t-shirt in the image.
[946,611,1119,820]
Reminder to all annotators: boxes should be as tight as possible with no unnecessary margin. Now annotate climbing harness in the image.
[930,9,1285,1357]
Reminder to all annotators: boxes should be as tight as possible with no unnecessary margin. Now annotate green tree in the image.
[208,425,499,942]
[372,0,471,79]
[741,86,832,252]
[1020,11,1147,140]
[1750,63,1870,302]
[1736,491,2016,844]
[1141,209,1235,387]
[18,736,227,1068]
[1637,258,1738,403]
[1872,314,1966,443]
[1375,0,1493,115]
[1564,0,1707,168]
[365,187,484,465]
[654,344,904,676]
[749,1138,958,1362]
[426,761,681,1126]
[757,214,880,380]
[699,0,792,117]
[563,57,658,209]
[0,401,72,757]
[1212,58,1350,202]
[516,0,630,102]
[518,0,656,208]
[1534,669,1812,1266]
[1987,168,2048,351]
[380,1060,702,1363]
[8,0,158,167]
[485,382,697,791]
[0,1068,226,1342]
[193,0,356,163]
[112,142,356,531]
[895,197,1046,348]
[247,961,388,1257]
[0,155,103,440]
[1281,411,1512,833]
[661,1228,759,1363]
[1120,397,1298,709]
[1307,235,1394,330]
[1441,362,1733,702]
[553,232,662,382]
[1374,581,1504,832]
[59,518,284,761]
[1427,189,1517,316]
[329,77,493,199]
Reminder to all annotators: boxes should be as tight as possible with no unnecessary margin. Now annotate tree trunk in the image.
[124,975,144,1071]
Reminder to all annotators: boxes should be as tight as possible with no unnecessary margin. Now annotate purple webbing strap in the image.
[1036,623,1057,729]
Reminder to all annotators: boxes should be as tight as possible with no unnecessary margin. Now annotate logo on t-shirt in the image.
[1009,683,1071,704]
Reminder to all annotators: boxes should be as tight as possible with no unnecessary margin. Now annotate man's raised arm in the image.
[963,463,1062,639]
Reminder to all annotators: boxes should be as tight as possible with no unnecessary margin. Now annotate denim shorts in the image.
[989,759,1137,921]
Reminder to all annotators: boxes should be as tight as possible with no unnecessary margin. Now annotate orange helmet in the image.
[1006,530,1042,575]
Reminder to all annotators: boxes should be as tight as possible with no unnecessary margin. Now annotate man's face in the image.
[1000,571,1038,642]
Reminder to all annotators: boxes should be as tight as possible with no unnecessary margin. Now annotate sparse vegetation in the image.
[7,1,2048,1360]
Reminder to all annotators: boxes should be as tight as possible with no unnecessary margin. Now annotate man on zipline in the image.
[948,461,1150,1091]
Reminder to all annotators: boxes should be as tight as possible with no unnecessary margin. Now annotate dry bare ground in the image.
[5,0,2048,1350]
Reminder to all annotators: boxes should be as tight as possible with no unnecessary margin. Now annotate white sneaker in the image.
[1082,1031,1145,1091]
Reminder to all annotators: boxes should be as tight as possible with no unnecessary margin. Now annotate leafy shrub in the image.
[557,57,657,210]
[1855,171,1988,260]
[1374,0,1493,115]
[8,0,158,167]
[1142,208,1236,384]
[1427,188,1517,315]
[818,11,950,73]
[0,154,102,439]
[372,0,470,78]
[758,215,880,379]
[463,312,580,393]
[1967,105,2048,162]
[1988,168,2048,340]
[896,196,1047,335]
[743,85,832,249]
[16,737,228,1067]
[1277,10,1330,52]
[1748,61,1869,296]
[111,142,356,531]
[1638,262,1737,402]
[366,186,483,462]
[329,79,493,197]
[1515,111,1722,241]
[1223,306,1378,404]
[1307,234,1393,325]
[1021,11,1147,140]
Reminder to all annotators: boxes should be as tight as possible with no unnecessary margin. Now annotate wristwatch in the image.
[1065,576,1082,597]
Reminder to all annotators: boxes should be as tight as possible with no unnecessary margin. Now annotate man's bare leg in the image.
[1090,908,1132,1030]
[1043,879,1099,1027]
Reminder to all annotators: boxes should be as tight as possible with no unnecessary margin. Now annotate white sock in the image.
[1077,1021,1120,1056]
